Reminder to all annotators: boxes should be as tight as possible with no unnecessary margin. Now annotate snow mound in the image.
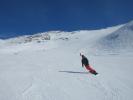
[98,20,133,51]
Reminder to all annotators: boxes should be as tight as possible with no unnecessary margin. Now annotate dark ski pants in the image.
[85,65,96,73]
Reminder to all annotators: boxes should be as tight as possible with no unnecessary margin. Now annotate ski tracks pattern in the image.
[91,77,123,100]
[78,75,123,100]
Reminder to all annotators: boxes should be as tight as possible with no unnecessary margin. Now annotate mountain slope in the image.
[98,21,133,51]
[0,24,133,100]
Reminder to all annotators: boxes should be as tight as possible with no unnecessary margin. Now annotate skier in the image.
[80,53,98,75]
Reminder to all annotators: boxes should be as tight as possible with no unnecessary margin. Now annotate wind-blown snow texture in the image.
[0,21,133,100]
[98,21,133,52]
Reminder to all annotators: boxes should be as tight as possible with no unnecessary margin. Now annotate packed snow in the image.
[0,21,133,100]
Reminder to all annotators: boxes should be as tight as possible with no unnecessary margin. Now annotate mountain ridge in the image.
[97,20,133,51]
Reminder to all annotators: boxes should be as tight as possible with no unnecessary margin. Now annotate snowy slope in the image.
[97,21,133,52]
[0,24,133,100]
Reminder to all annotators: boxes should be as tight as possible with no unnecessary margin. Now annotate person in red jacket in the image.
[80,53,98,75]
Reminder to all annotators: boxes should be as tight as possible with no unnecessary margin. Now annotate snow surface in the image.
[98,21,133,52]
[0,23,133,100]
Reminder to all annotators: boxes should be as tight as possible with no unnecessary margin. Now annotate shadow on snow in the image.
[59,71,89,74]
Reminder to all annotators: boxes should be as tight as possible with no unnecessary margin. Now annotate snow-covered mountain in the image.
[98,20,133,51]
[5,32,51,44]
[0,22,133,100]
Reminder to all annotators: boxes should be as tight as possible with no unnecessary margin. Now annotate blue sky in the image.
[0,0,133,38]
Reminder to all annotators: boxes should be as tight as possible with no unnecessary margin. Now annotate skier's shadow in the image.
[59,71,89,74]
